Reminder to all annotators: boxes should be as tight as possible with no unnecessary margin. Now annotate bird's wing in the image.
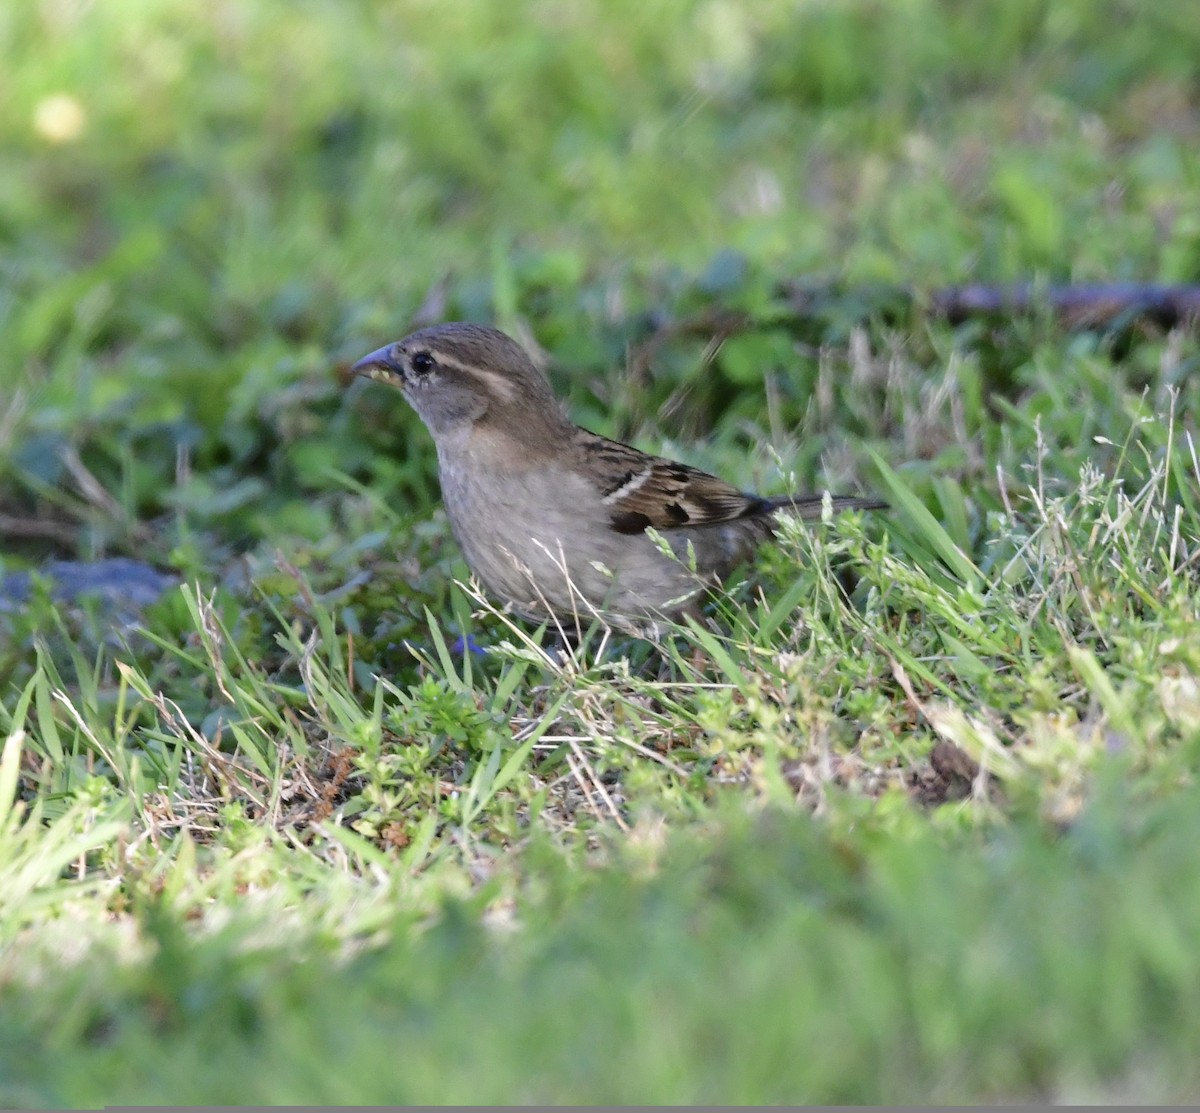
[573,428,774,535]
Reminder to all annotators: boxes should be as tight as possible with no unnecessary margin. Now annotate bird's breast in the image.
[434,438,607,604]
[430,428,736,620]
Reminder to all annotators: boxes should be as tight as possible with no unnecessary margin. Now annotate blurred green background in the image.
[3,0,1198,570]
[4,1,1200,1105]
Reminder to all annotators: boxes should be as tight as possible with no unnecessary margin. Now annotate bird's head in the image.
[352,322,562,440]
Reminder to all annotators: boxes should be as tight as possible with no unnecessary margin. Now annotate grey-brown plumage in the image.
[352,323,883,626]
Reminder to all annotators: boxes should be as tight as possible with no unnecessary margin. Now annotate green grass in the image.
[7,790,1200,1106]
[2,0,1200,1105]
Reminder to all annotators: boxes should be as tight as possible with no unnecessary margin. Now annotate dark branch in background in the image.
[629,283,1200,374]
[775,280,1200,332]
[0,513,82,546]
[927,283,1200,330]
[618,282,1200,430]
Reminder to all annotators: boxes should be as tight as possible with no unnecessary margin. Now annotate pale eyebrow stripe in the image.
[431,351,518,404]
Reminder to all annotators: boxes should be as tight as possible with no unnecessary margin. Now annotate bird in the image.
[352,323,884,631]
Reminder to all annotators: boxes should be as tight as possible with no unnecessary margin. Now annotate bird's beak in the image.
[351,345,402,384]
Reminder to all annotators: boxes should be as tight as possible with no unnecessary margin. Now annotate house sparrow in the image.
[352,323,883,629]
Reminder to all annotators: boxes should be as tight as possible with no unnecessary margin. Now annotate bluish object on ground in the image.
[450,634,488,656]
[0,558,177,620]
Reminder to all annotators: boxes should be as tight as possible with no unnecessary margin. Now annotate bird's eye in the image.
[411,351,435,376]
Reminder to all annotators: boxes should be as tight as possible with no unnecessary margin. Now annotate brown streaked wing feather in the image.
[572,428,773,535]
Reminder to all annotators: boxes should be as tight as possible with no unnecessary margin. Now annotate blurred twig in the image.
[928,282,1200,329]
[0,513,81,545]
[628,282,1200,374]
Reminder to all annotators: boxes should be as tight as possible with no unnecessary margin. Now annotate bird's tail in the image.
[763,493,887,519]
